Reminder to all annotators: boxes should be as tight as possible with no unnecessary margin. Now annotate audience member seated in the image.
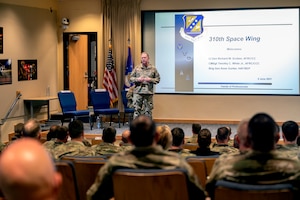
[52,120,96,160]
[87,115,206,200]
[191,128,219,156]
[187,123,201,143]
[277,120,299,160]
[225,126,234,146]
[12,122,24,140]
[211,126,238,154]
[156,124,172,150]
[43,126,68,153]
[0,138,62,200]
[169,127,195,157]
[92,126,122,155]
[119,129,133,151]
[206,113,300,198]
[22,119,41,140]
[43,125,60,149]
[235,118,251,153]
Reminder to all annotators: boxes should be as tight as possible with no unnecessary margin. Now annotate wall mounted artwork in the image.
[18,60,37,81]
[0,59,12,85]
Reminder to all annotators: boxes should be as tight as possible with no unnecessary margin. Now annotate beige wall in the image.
[0,3,58,142]
[0,0,299,142]
[140,0,300,123]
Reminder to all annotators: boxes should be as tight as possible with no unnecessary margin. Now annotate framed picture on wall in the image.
[0,27,3,54]
[18,60,37,81]
[0,59,12,85]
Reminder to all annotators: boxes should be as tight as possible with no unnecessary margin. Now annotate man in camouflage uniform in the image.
[87,115,206,200]
[190,128,219,156]
[130,52,160,119]
[169,127,196,157]
[277,120,299,160]
[92,126,122,156]
[119,129,133,151]
[186,123,201,143]
[43,126,68,152]
[211,126,239,154]
[51,120,96,160]
[206,113,300,198]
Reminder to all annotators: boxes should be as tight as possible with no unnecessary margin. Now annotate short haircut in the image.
[248,113,277,152]
[192,124,201,134]
[22,119,40,138]
[56,126,68,141]
[14,123,24,138]
[282,121,299,142]
[216,127,229,142]
[102,126,117,143]
[198,128,212,148]
[157,125,172,150]
[171,127,185,147]
[68,120,84,139]
[130,115,156,147]
[47,125,59,141]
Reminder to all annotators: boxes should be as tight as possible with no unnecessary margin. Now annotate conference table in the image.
[23,96,58,120]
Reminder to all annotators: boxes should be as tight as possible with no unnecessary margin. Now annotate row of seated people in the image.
[1,113,300,200]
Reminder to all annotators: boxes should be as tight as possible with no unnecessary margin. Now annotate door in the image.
[68,34,88,110]
[63,33,97,110]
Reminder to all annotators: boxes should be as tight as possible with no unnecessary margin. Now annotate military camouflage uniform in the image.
[119,143,134,151]
[126,86,135,108]
[130,63,160,119]
[211,144,239,154]
[276,144,299,160]
[52,140,96,160]
[169,148,196,157]
[186,134,198,143]
[92,142,122,156]
[43,140,64,151]
[206,150,300,198]
[87,145,206,200]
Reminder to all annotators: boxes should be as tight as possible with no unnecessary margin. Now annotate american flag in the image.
[103,45,118,105]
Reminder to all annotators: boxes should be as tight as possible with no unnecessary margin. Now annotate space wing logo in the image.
[180,14,204,42]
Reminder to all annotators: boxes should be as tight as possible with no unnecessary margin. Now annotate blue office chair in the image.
[57,91,90,125]
[90,91,120,129]
[121,90,134,125]
[213,180,296,200]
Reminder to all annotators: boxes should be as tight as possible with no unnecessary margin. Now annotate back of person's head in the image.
[0,138,62,200]
[237,118,250,148]
[129,115,156,147]
[56,126,69,142]
[102,126,116,143]
[171,127,185,147]
[47,125,59,141]
[121,130,130,143]
[22,119,41,139]
[226,126,232,136]
[282,120,299,142]
[156,125,172,150]
[68,120,84,139]
[192,123,201,134]
[216,127,229,142]
[198,128,212,148]
[248,113,277,152]
[14,123,24,138]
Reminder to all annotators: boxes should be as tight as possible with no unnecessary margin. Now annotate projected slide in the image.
[153,8,299,95]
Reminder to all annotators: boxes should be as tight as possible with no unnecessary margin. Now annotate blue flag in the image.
[124,46,133,89]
